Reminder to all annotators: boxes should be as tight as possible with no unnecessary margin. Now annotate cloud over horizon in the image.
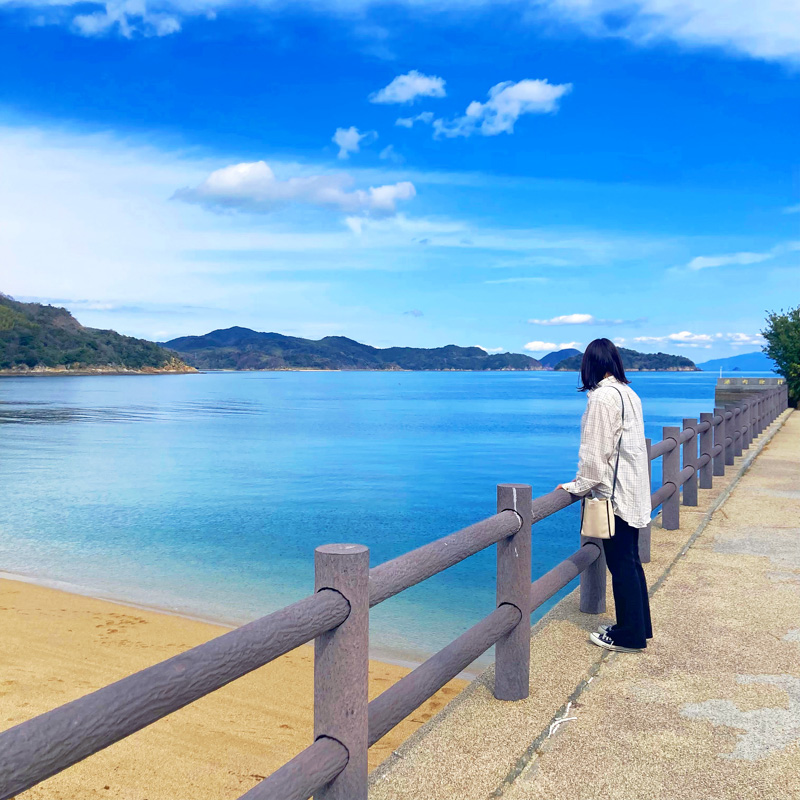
[529,313,642,326]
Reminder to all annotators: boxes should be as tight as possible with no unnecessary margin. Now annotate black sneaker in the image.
[589,631,643,653]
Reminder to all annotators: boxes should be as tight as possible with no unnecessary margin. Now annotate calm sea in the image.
[0,370,774,668]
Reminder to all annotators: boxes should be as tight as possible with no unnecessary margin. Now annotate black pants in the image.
[602,516,653,649]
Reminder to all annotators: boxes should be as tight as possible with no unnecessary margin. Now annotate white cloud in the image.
[534,0,800,64]
[433,79,572,138]
[530,313,594,325]
[395,112,435,128]
[687,251,773,270]
[175,160,416,215]
[370,70,446,104]
[726,332,767,347]
[524,340,582,352]
[7,1,800,64]
[782,203,800,214]
[683,240,800,271]
[529,313,640,325]
[69,0,182,38]
[333,126,377,159]
[476,345,505,353]
[632,331,766,348]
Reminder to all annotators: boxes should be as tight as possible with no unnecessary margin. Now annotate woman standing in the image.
[557,339,653,652]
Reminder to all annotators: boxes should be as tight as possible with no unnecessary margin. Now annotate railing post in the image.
[741,401,750,450]
[682,419,698,507]
[723,408,735,466]
[730,405,743,458]
[662,426,681,530]
[713,407,725,476]
[751,397,758,441]
[639,438,652,563]
[314,544,369,800]
[495,484,532,701]
[699,412,713,489]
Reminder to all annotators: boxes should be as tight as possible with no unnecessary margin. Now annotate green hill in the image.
[0,294,193,374]
[554,346,697,372]
[165,327,544,371]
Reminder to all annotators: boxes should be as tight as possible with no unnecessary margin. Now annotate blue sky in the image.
[0,1,798,361]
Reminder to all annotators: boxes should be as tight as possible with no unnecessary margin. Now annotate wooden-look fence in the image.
[0,381,789,800]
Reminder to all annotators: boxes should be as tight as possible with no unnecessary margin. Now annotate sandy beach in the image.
[0,577,466,799]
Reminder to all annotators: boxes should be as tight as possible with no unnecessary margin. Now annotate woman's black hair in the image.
[578,338,630,392]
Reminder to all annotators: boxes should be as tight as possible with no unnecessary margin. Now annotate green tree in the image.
[762,306,800,406]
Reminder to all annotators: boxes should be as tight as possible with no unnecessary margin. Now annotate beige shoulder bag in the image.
[580,387,624,540]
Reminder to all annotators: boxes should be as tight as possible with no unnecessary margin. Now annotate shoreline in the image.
[0,574,467,798]
[0,566,449,676]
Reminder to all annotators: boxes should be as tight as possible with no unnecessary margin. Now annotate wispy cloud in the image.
[683,241,800,271]
[8,1,800,65]
[686,251,772,271]
[476,345,504,353]
[633,331,766,349]
[433,79,572,138]
[484,276,550,284]
[529,313,643,326]
[174,161,416,215]
[370,70,446,104]
[396,112,434,129]
[783,203,800,214]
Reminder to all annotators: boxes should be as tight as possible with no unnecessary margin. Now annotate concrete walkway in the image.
[369,409,798,800]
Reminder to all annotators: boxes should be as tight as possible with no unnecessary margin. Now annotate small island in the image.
[553,347,698,372]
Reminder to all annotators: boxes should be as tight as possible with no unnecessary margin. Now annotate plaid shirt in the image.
[561,376,652,529]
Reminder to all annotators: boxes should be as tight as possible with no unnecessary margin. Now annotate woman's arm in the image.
[559,394,620,496]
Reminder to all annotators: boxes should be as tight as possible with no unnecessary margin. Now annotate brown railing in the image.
[0,381,789,800]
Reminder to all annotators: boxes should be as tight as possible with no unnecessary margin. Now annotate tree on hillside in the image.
[761,305,800,406]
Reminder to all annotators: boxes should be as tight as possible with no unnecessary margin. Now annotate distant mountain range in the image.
[539,348,582,369]
[0,296,705,376]
[165,327,544,371]
[695,351,776,372]
[554,347,697,372]
[0,295,193,374]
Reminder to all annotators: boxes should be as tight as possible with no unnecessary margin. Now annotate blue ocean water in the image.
[0,370,774,668]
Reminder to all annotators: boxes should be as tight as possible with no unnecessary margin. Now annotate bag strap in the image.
[609,386,625,503]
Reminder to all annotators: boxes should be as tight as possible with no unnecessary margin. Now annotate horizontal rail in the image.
[696,452,711,469]
[529,543,601,614]
[532,487,580,522]
[239,736,349,800]
[651,482,676,510]
[0,590,350,800]
[650,437,677,459]
[695,420,711,433]
[678,465,695,486]
[368,603,521,746]
[368,511,521,607]
[679,427,695,443]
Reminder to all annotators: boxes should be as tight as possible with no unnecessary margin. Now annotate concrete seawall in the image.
[369,408,796,800]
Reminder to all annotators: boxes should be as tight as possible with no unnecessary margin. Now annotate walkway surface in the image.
[369,409,799,800]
